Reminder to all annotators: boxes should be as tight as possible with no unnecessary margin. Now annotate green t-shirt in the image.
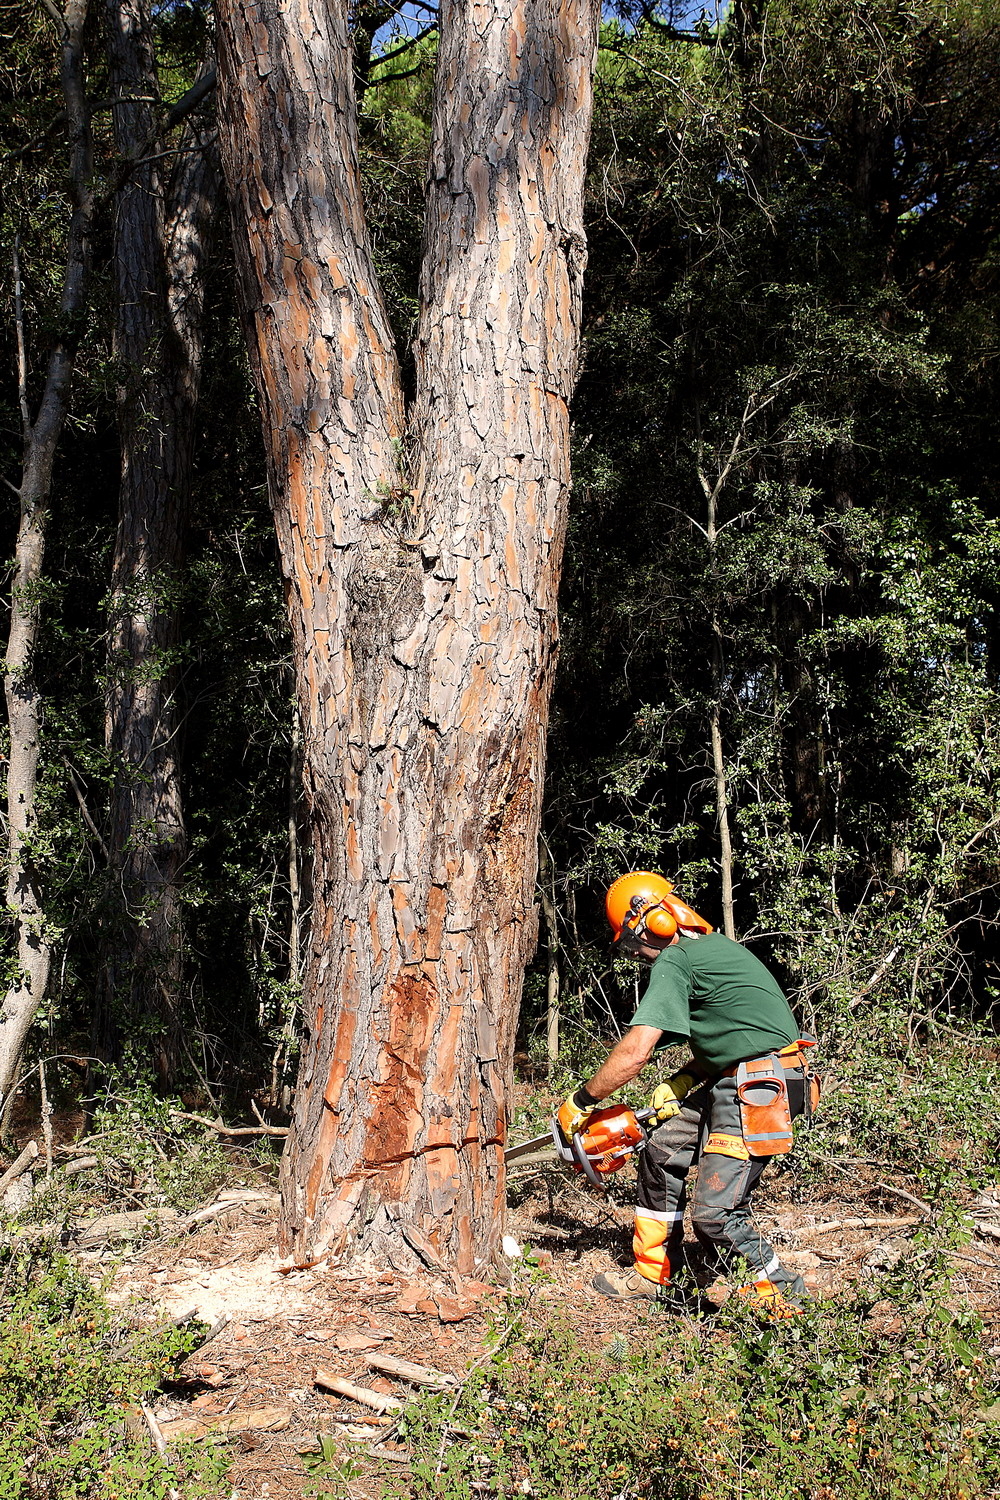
[629,932,799,1072]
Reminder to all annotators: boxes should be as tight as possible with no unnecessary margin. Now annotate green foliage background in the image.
[0,0,998,1112]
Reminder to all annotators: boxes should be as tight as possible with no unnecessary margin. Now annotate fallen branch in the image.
[169,1110,288,1138]
[158,1406,289,1442]
[366,1352,457,1389]
[521,1223,572,1241]
[75,1207,180,1246]
[313,1370,404,1413]
[61,1154,98,1177]
[951,1250,1000,1271]
[802,1215,925,1237]
[0,1139,39,1194]
[139,1403,180,1500]
[326,1412,394,1428]
[873,1181,933,1217]
[369,1444,410,1462]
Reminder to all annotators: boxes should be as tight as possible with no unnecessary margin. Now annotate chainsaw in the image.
[504,1103,657,1189]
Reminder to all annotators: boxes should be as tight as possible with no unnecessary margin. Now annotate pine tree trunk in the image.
[214,0,599,1271]
[97,0,219,1084]
[0,0,93,1111]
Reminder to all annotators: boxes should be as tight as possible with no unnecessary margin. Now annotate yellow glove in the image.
[650,1070,697,1121]
[556,1090,595,1143]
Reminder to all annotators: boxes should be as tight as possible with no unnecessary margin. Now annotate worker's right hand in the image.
[650,1070,697,1121]
[556,1091,593,1143]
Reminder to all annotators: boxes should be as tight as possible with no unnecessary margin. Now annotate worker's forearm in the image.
[582,1026,662,1101]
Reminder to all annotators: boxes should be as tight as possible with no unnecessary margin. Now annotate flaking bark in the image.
[214,0,599,1271]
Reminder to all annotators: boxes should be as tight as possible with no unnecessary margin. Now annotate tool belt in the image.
[722,1042,821,1159]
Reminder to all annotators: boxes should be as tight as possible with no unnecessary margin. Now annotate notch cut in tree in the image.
[213,0,600,1271]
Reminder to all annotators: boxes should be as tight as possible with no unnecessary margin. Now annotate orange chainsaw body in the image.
[577,1104,646,1174]
[571,1104,652,1181]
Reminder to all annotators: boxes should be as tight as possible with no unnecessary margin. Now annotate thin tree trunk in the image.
[97,0,219,1084]
[708,651,736,940]
[539,839,559,1069]
[214,0,599,1271]
[0,0,94,1111]
[704,459,736,940]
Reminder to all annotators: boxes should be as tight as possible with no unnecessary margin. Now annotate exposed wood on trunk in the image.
[0,0,94,1111]
[214,0,599,1271]
[97,2,220,1084]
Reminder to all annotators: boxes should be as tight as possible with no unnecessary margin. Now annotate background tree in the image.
[544,0,1000,1057]
[0,0,93,1110]
[97,0,220,1085]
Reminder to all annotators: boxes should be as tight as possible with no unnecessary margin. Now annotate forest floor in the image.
[78,1153,1000,1499]
[4,1066,1000,1500]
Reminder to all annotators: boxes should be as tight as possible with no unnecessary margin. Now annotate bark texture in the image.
[98,0,219,1083]
[214,0,599,1270]
[0,0,93,1109]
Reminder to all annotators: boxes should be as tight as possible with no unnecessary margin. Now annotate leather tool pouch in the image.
[736,1054,794,1157]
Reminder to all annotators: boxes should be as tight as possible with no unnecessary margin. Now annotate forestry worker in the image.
[556,871,819,1320]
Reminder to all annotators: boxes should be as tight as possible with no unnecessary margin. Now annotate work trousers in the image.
[633,1065,805,1294]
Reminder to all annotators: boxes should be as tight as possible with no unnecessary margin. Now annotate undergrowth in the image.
[0,1241,230,1499]
[397,1230,1000,1500]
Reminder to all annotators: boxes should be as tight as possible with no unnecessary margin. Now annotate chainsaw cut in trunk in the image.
[213,0,600,1271]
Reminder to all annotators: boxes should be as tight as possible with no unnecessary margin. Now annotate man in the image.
[557,871,816,1317]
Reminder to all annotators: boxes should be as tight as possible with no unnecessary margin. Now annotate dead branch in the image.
[61,1154,98,1176]
[62,757,110,860]
[0,1138,39,1194]
[169,1109,288,1138]
[368,1444,411,1462]
[75,1207,181,1246]
[158,1406,289,1442]
[365,1352,457,1389]
[313,1371,404,1413]
[800,1215,925,1237]
[872,1181,933,1217]
[39,1060,53,1181]
[12,238,30,437]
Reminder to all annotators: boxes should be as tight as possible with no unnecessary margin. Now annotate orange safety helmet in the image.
[606,871,713,948]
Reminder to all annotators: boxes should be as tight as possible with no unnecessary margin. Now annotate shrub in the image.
[0,1240,230,1499]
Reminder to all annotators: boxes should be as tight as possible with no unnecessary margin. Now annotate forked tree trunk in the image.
[97,0,219,1083]
[0,0,94,1111]
[214,0,599,1270]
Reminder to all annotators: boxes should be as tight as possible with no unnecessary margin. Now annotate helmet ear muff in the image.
[644,906,679,940]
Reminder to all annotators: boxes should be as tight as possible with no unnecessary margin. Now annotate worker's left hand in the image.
[650,1070,697,1121]
[556,1091,593,1143]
